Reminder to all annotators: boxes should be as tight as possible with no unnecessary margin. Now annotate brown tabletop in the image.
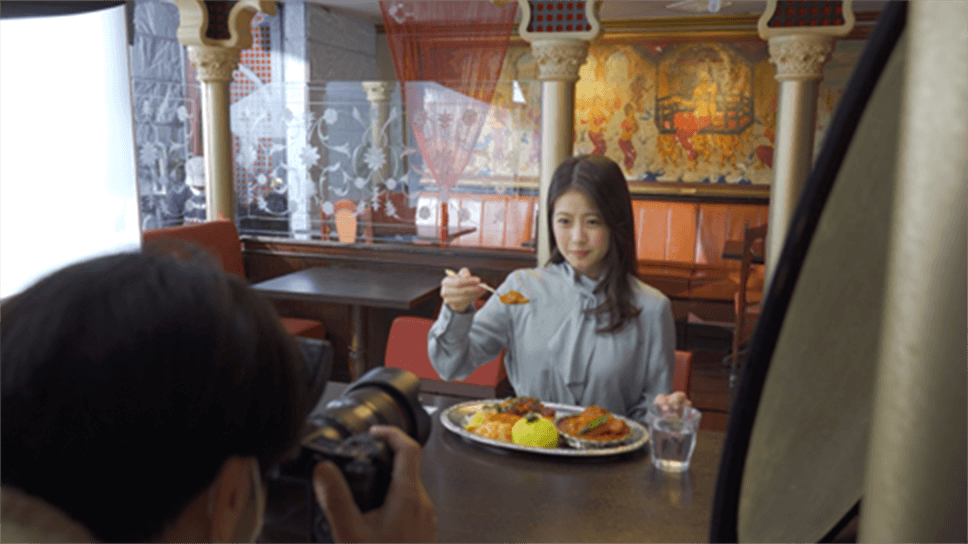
[721,239,765,265]
[263,384,725,543]
[252,266,442,309]
[251,267,442,379]
[423,409,724,542]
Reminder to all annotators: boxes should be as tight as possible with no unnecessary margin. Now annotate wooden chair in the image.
[384,315,509,398]
[141,220,327,342]
[729,222,768,391]
[673,349,694,398]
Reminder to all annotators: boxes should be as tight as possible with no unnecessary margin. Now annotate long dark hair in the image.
[547,155,641,333]
[1,252,309,542]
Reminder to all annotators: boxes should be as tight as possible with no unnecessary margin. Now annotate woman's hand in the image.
[440,267,487,313]
[653,392,692,419]
[312,426,437,543]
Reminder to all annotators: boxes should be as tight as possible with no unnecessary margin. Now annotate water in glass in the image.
[648,405,701,473]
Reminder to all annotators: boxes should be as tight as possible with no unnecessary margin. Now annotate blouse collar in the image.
[556,261,604,294]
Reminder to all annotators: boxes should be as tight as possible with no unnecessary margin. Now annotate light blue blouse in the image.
[427,262,675,423]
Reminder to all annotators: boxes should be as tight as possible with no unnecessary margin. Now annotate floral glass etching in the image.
[132,80,202,229]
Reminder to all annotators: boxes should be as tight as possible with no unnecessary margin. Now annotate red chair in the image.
[141,220,327,341]
[673,350,694,398]
[384,315,508,398]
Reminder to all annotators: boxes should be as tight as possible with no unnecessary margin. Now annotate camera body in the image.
[272,366,431,542]
[301,421,394,513]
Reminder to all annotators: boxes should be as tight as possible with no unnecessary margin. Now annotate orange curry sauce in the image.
[498,290,529,304]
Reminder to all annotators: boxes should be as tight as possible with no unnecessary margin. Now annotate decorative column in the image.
[283,0,312,239]
[517,0,600,266]
[361,81,394,243]
[174,0,276,221]
[362,81,394,187]
[758,0,854,282]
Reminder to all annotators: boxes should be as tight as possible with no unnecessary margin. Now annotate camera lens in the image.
[265,367,431,542]
[305,367,431,447]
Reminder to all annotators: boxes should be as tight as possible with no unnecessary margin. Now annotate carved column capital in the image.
[187,46,240,83]
[174,0,276,49]
[768,33,835,82]
[530,39,589,82]
[362,81,394,103]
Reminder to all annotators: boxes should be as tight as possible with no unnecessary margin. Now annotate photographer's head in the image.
[1,251,310,542]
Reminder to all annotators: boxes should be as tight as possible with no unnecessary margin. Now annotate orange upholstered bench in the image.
[414,191,767,304]
[633,200,699,299]
[632,200,768,302]
[687,203,769,302]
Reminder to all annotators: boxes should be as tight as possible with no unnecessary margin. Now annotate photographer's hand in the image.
[312,426,438,543]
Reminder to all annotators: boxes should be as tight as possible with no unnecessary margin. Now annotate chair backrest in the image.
[738,222,769,306]
[142,219,328,342]
[141,219,246,279]
[673,349,694,397]
[696,203,770,268]
[385,316,507,388]
[295,337,333,410]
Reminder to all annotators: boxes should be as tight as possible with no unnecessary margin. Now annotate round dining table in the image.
[419,394,725,543]
[261,385,725,543]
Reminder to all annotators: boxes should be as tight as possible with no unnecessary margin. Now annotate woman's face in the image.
[552,189,610,280]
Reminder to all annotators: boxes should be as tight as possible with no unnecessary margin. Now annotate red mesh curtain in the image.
[380,1,517,242]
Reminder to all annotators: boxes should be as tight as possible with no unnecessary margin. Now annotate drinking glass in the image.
[647,403,702,473]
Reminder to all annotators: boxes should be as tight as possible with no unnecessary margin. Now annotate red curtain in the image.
[380,1,517,241]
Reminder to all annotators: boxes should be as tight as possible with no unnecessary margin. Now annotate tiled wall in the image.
[306,5,378,81]
[131,0,199,229]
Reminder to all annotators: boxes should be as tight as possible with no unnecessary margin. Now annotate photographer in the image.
[0,251,436,543]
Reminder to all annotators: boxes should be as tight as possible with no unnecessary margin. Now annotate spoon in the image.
[444,269,529,304]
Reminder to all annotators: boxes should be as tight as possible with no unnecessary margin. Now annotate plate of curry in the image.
[439,397,649,457]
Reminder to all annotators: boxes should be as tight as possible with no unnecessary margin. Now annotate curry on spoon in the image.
[444,269,529,304]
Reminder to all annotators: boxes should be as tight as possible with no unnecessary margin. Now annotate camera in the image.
[271,365,431,542]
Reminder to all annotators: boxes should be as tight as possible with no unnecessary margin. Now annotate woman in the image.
[428,155,674,423]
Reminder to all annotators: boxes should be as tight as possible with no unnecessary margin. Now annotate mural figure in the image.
[673,72,723,161]
[527,107,541,168]
[586,95,611,155]
[618,103,639,171]
[756,97,777,168]
[630,75,650,111]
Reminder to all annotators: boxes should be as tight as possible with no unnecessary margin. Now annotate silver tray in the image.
[439,400,649,457]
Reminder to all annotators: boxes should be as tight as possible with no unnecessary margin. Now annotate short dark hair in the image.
[1,252,309,542]
[547,154,641,332]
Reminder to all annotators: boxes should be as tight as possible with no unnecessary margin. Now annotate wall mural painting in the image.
[468,38,862,188]
[574,41,775,185]
[577,39,865,185]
